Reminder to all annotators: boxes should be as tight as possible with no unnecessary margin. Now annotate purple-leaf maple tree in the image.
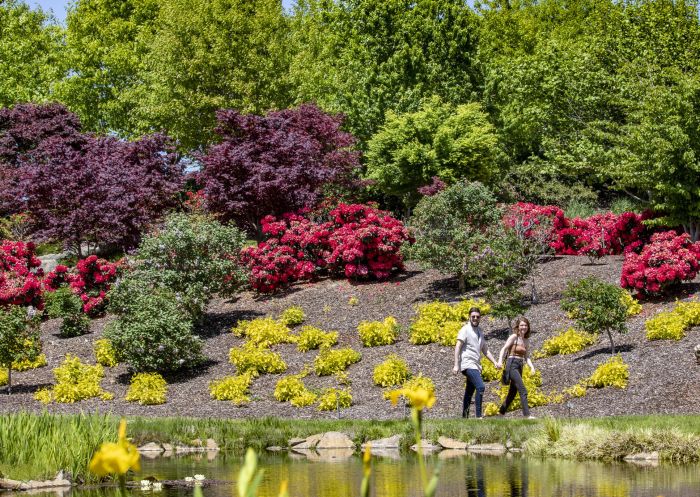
[200,103,361,235]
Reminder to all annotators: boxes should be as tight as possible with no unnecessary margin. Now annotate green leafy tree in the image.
[366,97,499,209]
[407,181,502,292]
[0,306,40,394]
[289,0,480,144]
[560,276,627,354]
[0,1,64,106]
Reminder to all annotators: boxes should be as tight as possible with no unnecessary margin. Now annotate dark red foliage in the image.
[417,176,447,196]
[240,203,413,293]
[0,240,44,309]
[201,104,361,234]
[620,231,700,296]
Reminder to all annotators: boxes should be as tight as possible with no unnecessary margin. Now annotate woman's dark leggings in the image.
[499,358,530,416]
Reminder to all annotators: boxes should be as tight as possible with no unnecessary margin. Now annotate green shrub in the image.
[646,301,700,340]
[209,374,253,405]
[11,341,46,371]
[317,388,352,411]
[44,288,90,337]
[0,306,41,392]
[229,345,287,376]
[587,355,629,389]
[125,373,167,405]
[296,325,338,352]
[35,355,113,404]
[0,368,6,386]
[279,306,305,327]
[409,298,490,345]
[104,285,202,372]
[314,348,361,376]
[373,354,411,387]
[358,316,399,347]
[93,339,118,367]
[232,317,294,348]
[533,328,597,358]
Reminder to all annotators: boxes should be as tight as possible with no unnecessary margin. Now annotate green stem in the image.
[412,408,428,495]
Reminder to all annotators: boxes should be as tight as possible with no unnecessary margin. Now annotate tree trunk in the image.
[683,221,699,242]
[607,330,615,354]
[530,277,538,305]
[6,367,10,395]
[458,274,465,294]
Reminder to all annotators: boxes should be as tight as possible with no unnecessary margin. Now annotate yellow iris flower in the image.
[89,419,141,477]
[389,387,436,411]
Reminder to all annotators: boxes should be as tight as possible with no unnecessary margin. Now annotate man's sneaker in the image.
[527,415,537,419]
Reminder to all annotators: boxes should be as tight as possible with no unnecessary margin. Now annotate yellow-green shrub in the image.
[317,388,352,411]
[645,301,700,341]
[348,296,359,306]
[34,354,113,404]
[621,290,642,317]
[480,357,500,382]
[373,354,411,387]
[232,317,293,348]
[0,369,7,386]
[409,299,490,345]
[564,382,588,398]
[533,328,597,358]
[491,369,561,413]
[12,353,47,371]
[290,390,317,407]
[296,326,338,352]
[274,373,308,402]
[358,316,399,347]
[335,370,351,386]
[229,345,287,376]
[314,348,361,376]
[209,373,253,405]
[385,373,435,405]
[125,372,167,405]
[94,338,118,367]
[279,306,305,327]
[586,355,629,389]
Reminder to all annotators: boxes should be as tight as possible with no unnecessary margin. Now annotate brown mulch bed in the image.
[2,256,700,420]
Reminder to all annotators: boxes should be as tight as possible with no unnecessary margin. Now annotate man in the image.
[453,307,498,418]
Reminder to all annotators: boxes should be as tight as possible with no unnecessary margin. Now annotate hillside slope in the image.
[2,255,699,419]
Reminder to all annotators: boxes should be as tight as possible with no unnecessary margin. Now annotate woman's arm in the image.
[525,340,535,372]
[498,335,516,367]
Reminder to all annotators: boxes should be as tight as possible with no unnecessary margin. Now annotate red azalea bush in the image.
[620,231,700,296]
[0,240,44,308]
[241,204,412,293]
[44,255,122,316]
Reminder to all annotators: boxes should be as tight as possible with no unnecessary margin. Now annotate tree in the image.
[407,181,502,292]
[0,1,64,107]
[288,0,480,144]
[0,306,40,394]
[201,104,360,235]
[365,97,499,210]
[561,276,627,354]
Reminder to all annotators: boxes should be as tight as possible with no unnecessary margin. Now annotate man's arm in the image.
[453,339,463,373]
[481,336,498,366]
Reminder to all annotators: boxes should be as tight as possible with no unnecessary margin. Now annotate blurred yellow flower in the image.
[389,387,436,410]
[89,419,141,477]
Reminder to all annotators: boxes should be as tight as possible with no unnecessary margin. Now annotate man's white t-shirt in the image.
[456,323,487,371]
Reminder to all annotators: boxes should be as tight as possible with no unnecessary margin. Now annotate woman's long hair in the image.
[512,317,531,339]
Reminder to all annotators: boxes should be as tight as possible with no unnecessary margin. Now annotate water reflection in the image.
[8,452,700,497]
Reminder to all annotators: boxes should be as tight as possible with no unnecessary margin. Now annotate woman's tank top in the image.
[509,336,527,358]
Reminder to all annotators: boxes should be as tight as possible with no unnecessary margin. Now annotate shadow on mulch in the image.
[2,383,52,394]
[114,359,220,385]
[194,309,264,338]
[573,344,635,361]
[414,276,464,302]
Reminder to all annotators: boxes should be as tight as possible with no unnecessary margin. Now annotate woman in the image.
[496,317,536,418]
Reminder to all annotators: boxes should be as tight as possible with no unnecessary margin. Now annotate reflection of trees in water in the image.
[465,456,528,497]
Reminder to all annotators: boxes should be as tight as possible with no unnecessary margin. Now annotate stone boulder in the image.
[410,440,441,453]
[316,432,355,450]
[467,443,506,455]
[437,436,468,450]
[362,434,402,450]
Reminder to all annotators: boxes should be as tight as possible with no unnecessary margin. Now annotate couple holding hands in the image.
[452,307,536,419]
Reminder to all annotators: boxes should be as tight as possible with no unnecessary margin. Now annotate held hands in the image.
[495,361,502,369]
[453,365,460,374]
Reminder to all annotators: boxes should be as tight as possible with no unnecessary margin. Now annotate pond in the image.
[11,452,700,497]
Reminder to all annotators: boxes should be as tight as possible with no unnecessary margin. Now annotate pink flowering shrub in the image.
[44,255,122,316]
[241,204,413,293]
[620,231,700,296]
[0,240,44,309]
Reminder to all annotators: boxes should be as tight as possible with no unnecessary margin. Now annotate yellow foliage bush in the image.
[586,355,629,389]
[317,388,352,411]
[0,369,7,386]
[94,338,118,367]
[409,299,490,345]
[229,345,287,376]
[373,354,411,387]
[296,325,338,352]
[209,373,253,405]
[645,301,700,341]
[334,370,351,386]
[290,390,317,407]
[620,290,642,317]
[34,354,113,404]
[348,296,359,306]
[279,306,306,327]
[564,383,588,398]
[480,357,500,382]
[231,317,293,348]
[314,348,361,376]
[385,373,435,406]
[492,368,561,413]
[533,328,597,359]
[274,373,309,402]
[358,316,399,347]
[125,372,167,405]
[12,353,47,371]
